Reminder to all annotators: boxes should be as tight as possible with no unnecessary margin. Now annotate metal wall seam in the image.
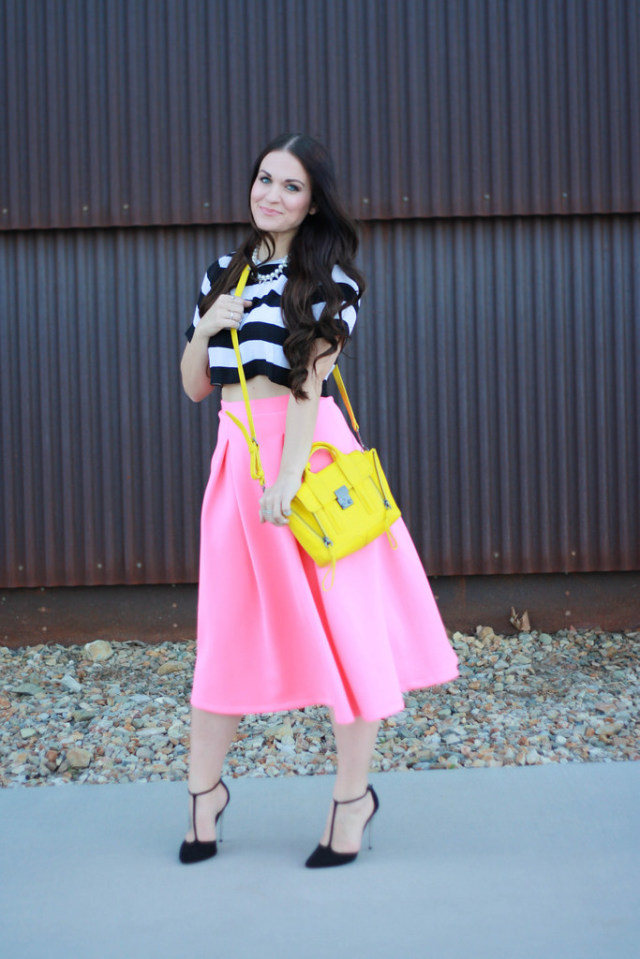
[2,215,638,587]
[2,0,639,231]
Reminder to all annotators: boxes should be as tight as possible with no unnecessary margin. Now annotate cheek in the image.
[289,195,312,219]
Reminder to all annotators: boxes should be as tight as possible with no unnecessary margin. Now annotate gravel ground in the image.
[1,627,638,787]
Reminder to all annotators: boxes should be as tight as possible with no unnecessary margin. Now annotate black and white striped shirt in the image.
[186,254,359,387]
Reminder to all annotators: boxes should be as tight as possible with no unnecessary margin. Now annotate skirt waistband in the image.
[220,394,291,415]
[218,394,340,442]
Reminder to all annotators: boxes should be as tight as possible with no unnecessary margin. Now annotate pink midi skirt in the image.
[191,395,458,724]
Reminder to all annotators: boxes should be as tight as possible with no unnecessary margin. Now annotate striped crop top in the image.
[185,254,360,388]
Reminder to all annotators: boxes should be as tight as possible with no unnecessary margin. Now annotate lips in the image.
[258,206,281,216]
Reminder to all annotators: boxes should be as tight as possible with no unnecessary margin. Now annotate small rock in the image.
[598,722,624,740]
[20,727,37,739]
[82,640,113,662]
[167,724,185,744]
[157,662,185,676]
[61,674,83,693]
[136,727,166,738]
[265,721,294,740]
[443,733,462,745]
[67,747,92,768]
[14,683,43,696]
[72,710,96,723]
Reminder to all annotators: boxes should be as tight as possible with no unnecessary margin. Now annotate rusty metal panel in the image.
[356,216,640,575]
[1,225,242,587]
[1,216,638,587]
[2,0,639,230]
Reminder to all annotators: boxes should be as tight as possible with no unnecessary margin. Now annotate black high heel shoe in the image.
[178,778,230,864]
[305,785,379,869]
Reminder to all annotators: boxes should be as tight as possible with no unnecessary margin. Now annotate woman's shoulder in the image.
[330,263,359,291]
[199,253,234,295]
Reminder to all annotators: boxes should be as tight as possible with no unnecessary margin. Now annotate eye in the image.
[286,183,301,192]
[259,175,271,184]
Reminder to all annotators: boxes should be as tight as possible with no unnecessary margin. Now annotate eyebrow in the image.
[260,168,306,186]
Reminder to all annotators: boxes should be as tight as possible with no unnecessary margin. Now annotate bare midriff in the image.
[221,374,291,403]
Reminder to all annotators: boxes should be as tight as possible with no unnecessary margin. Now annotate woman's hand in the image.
[181,293,252,402]
[194,294,253,340]
[259,472,301,526]
[258,337,340,526]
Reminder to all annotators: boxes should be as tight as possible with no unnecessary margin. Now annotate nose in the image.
[265,181,280,202]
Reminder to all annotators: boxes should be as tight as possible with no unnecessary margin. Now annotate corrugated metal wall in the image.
[2,0,639,229]
[2,216,638,585]
[1,0,639,587]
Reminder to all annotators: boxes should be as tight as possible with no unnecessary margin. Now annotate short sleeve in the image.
[310,264,360,334]
[184,256,230,341]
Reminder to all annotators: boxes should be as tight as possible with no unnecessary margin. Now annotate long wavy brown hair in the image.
[198,133,365,399]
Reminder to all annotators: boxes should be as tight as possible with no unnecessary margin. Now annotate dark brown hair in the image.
[199,133,365,399]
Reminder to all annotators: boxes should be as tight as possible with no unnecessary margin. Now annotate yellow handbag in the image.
[226,265,401,586]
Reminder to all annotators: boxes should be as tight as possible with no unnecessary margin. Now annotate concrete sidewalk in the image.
[1,762,638,959]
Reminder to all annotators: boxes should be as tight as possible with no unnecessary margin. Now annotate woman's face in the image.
[250,150,315,256]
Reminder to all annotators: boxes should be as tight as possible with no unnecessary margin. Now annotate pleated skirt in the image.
[191,395,458,724]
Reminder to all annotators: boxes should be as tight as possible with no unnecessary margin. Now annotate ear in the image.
[309,204,317,215]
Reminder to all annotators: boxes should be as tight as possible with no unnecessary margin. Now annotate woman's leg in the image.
[317,712,381,853]
[184,708,241,842]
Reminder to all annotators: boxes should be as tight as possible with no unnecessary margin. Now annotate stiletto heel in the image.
[305,785,379,869]
[178,778,230,864]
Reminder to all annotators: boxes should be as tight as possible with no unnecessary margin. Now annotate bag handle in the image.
[226,264,365,487]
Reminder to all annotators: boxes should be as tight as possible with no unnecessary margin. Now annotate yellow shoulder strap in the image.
[331,365,360,437]
[228,265,267,489]
[227,263,365,485]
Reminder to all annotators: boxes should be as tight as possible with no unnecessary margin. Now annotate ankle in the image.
[187,777,223,796]
[333,783,369,803]
[333,784,371,805]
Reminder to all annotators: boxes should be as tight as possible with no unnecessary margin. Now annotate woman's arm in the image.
[259,339,340,525]
[180,293,252,403]
[180,330,215,403]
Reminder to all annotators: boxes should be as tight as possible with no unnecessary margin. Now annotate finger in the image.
[272,501,291,526]
[260,504,275,523]
[222,304,242,326]
[229,295,252,311]
[261,505,286,526]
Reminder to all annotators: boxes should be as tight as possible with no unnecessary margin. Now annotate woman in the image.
[179,133,458,868]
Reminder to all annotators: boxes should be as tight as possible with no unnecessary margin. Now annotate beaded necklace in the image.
[251,248,289,284]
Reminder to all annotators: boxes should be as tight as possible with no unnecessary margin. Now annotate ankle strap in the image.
[326,786,373,849]
[188,778,223,799]
[333,786,371,806]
